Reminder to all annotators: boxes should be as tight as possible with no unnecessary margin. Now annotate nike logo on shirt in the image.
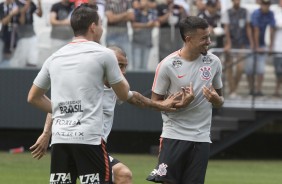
[177,74,186,78]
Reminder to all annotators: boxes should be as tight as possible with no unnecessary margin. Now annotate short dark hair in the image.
[179,16,209,41]
[70,4,99,36]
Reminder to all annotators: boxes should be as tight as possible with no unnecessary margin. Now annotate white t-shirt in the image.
[102,85,124,142]
[152,51,223,143]
[33,40,123,145]
[102,86,116,143]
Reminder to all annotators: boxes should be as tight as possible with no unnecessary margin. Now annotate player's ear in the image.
[184,35,191,43]
[89,22,96,33]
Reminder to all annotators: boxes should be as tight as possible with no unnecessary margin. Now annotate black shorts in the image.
[146,138,210,184]
[50,143,112,184]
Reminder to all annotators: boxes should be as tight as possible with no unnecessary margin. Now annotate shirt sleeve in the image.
[212,58,223,90]
[269,11,276,28]
[31,3,37,14]
[152,62,170,95]
[33,57,52,90]
[103,50,124,85]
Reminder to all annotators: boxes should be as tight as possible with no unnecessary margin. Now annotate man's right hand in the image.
[174,82,195,108]
[29,132,51,160]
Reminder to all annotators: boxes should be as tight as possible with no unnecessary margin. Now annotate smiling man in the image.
[147,16,224,184]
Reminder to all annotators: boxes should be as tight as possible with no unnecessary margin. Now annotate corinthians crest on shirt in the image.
[199,66,212,81]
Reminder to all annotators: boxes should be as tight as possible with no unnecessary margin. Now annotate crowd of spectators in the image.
[0,0,282,97]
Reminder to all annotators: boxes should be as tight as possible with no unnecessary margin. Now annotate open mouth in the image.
[201,46,209,55]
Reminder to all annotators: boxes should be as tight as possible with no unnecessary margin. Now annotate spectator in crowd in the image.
[272,0,282,97]
[198,0,224,48]
[49,0,74,54]
[131,0,159,70]
[194,0,221,14]
[193,0,232,25]
[221,0,254,98]
[105,0,134,63]
[246,0,275,96]
[9,0,42,68]
[0,0,19,62]
[157,0,188,61]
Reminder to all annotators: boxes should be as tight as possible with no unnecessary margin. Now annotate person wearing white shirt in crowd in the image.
[49,0,74,54]
[10,0,42,68]
[0,0,19,61]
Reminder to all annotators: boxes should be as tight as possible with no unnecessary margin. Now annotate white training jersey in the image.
[102,85,124,142]
[152,50,223,143]
[33,40,123,145]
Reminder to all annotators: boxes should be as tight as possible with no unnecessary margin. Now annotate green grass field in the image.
[0,152,281,184]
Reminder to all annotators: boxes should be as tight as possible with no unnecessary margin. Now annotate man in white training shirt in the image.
[147,16,224,184]
[27,4,132,184]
